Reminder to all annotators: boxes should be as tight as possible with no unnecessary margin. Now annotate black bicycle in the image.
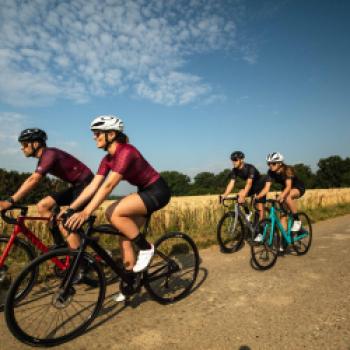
[5,214,199,347]
[217,196,261,253]
[0,205,117,311]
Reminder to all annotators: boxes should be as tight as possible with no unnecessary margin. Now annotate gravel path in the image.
[1,214,350,350]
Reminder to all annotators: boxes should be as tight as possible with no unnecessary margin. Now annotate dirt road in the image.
[1,214,350,350]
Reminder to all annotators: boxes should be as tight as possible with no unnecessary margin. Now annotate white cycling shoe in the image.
[113,292,126,303]
[254,233,263,243]
[132,244,155,273]
[291,220,301,232]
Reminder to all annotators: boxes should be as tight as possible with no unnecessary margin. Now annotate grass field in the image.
[1,188,350,250]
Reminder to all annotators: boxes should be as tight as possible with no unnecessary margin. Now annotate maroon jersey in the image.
[97,144,160,189]
[36,147,93,184]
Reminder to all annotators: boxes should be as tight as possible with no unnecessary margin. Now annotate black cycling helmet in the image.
[230,151,245,160]
[18,128,47,143]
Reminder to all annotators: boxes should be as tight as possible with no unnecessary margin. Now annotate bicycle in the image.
[0,205,116,311]
[5,214,200,346]
[217,196,261,253]
[251,199,312,270]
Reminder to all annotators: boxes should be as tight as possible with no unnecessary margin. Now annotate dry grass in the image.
[1,188,350,250]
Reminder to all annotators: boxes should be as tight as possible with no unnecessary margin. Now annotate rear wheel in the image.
[5,248,106,346]
[0,236,37,311]
[217,211,244,253]
[292,212,312,255]
[251,219,278,270]
[144,232,199,303]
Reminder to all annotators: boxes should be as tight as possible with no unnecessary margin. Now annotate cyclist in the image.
[0,128,93,249]
[64,115,171,300]
[221,151,267,223]
[256,152,305,239]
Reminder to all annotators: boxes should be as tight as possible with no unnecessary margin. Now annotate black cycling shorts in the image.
[138,177,171,214]
[49,174,93,209]
[247,176,267,203]
[293,186,305,198]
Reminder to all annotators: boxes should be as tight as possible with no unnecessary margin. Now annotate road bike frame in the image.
[222,197,259,240]
[0,206,68,272]
[263,200,309,246]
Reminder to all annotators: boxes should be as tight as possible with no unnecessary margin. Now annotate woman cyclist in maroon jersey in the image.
[65,115,171,297]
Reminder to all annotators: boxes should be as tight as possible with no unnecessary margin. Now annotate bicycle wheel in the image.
[292,212,312,255]
[5,248,106,347]
[0,236,37,311]
[144,232,199,304]
[251,219,278,270]
[217,211,244,253]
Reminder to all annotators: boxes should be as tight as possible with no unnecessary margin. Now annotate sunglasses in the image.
[21,142,30,148]
[232,158,240,162]
[93,131,103,137]
[268,162,278,166]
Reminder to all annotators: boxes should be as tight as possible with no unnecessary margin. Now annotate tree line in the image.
[0,155,349,203]
[159,155,350,196]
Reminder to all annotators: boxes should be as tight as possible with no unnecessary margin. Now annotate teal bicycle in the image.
[251,199,312,270]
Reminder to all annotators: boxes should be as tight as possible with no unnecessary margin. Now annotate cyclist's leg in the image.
[110,178,171,273]
[36,196,56,218]
[285,188,305,231]
[106,199,147,269]
[251,177,267,222]
[108,193,153,272]
[109,193,148,240]
[280,210,288,231]
[52,185,86,249]
[252,198,266,242]
[285,188,301,214]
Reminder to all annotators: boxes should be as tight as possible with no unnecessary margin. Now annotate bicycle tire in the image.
[251,219,278,270]
[292,212,312,255]
[144,232,199,304]
[217,211,244,253]
[5,247,106,347]
[0,236,37,311]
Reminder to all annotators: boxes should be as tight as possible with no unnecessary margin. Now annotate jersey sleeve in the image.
[97,155,110,177]
[266,170,273,182]
[247,165,256,179]
[111,147,136,175]
[35,149,56,176]
[230,169,237,180]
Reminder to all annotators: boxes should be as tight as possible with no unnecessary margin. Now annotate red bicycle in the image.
[0,205,116,310]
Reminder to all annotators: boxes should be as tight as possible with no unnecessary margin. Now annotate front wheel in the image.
[217,211,244,253]
[292,212,312,255]
[5,248,106,347]
[0,236,37,311]
[251,219,278,270]
[144,232,199,304]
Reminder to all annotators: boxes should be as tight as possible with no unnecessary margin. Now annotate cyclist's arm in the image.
[256,181,271,199]
[11,172,43,203]
[82,171,122,216]
[280,178,292,201]
[241,178,253,197]
[68,175,105,210]
[222,179,235,197]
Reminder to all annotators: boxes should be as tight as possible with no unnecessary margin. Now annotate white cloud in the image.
[0,0,247,107]
[0,112,27,156]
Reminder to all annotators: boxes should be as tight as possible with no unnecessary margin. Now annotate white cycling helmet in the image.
[90,115,124,132]
[266,152,284,163]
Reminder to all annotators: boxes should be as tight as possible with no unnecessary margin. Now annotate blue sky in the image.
[0,0,349,194]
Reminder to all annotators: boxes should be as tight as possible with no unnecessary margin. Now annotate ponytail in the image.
[116,131,129,144]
